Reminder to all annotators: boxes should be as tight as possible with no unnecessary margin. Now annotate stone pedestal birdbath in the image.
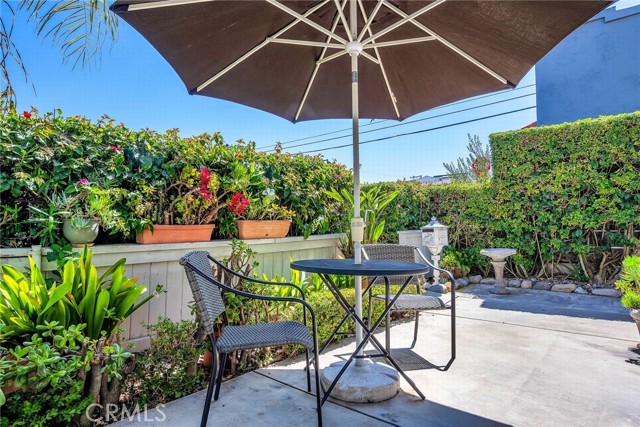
[481,248,517,295]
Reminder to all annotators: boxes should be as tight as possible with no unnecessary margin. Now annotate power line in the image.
[298,105,536,154]
[256,83,536,150]
[265,92,535,152]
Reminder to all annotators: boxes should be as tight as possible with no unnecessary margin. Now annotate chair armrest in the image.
[415,248,456,284]
[208,254,306,299]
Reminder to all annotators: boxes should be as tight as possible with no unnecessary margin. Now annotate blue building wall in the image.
[536,5,640,126]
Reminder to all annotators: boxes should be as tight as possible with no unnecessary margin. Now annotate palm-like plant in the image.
[1,0,118,109]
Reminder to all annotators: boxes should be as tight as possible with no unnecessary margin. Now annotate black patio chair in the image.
[179,251,323,427]
[363,244,456,370]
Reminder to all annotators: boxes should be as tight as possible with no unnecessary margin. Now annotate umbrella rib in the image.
[126,0,215,11]
[361,0,447,45]
[316,50,348,65]
[333,0,353,42]
[357,0,385,43]
[381,0,509,85]
[267,38,344,49]
[295,0,347,121]
[358,0,399,119]
[194,0,330,93]
[364,36,437,49]
[265,0,348,45]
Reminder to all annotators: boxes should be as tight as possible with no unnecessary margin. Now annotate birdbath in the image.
[480,248,517,295]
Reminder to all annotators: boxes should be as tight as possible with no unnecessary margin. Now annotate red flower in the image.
[110,144,122,151]
[200,167,211,186]
[235,153,243,158]
[229,192,250,215]
[22,111,31,119]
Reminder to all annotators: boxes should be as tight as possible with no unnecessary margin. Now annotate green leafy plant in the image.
[615,255,640,309]
[61,181,127,233]
[123,318,205,408]
[0,246,162,342]
[440,247,472,274]
[0,323,133,426]
[325,186,399,258]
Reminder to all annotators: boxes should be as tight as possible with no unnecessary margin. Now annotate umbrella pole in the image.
[348,0,365,365]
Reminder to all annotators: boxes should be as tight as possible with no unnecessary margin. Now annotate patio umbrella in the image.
[110,0,611,362]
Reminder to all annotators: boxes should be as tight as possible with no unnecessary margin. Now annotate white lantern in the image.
[421,217,449,267]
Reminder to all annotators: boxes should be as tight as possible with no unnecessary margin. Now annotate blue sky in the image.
[7,1,636,183]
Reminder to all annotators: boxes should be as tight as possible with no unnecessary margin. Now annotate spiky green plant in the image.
[0,246,162,342]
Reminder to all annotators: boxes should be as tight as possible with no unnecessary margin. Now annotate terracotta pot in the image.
[1,380,20,398]
[202,350,213,368]
[136,224,215,244]
[237,220,290,239]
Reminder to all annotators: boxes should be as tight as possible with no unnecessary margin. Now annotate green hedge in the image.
[489,111,640,281]
[368,112,639,282]
[369,181,492,249]
[0,111,352,247]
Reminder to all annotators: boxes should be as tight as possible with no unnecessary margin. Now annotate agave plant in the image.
[0,247,161,342]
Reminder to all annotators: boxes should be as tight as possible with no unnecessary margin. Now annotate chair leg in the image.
[410,311,420,349]
[312,344,323,427]
[368,288,373,330]
[201,341,218,427]
[305,349,311,392]
[214,352,227,401]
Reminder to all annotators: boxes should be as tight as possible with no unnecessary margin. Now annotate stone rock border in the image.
[427,274,622,298]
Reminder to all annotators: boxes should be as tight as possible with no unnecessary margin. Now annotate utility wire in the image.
[256,83,536,150]
[298,105,536,154]
[264,92,535,153]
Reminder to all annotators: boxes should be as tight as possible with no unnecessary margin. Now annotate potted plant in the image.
[614,255,640,347]
[440,248,471,279]
[59,180,126,247]
[133,166,229,244]
[228,189,294,239]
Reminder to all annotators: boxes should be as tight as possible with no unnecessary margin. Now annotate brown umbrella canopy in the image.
[111,0,610,123]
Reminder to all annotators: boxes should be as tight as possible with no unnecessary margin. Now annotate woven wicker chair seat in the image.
[217,321,314,353]
[372,293,446,311]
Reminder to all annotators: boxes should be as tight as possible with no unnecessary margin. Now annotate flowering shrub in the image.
[227,190,294,221]
[0,109,351,246]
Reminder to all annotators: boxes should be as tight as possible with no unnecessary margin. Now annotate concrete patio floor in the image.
[114,284,640,427]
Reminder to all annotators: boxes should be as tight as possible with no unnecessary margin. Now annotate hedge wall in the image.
[489,111,640,282]
[370,111,639,283]
[0,110,352,247]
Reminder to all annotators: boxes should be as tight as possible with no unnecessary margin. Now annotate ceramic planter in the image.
[237,220,290,240]
[63,218,99,247]
[136,224,215,244]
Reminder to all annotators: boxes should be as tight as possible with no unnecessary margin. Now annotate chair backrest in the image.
[362,244,423,286]
[179,251,226,335]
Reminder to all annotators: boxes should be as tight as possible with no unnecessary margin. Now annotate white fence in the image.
[0,234,342,349]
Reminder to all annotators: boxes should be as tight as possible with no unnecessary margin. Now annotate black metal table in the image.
[290,258,429,403]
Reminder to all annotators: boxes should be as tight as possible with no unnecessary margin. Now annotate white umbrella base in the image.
[321,360,400,403]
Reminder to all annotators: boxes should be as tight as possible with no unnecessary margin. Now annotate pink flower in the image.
[78,178,89,186]
[110,145,122,151]
[22,111,31,119]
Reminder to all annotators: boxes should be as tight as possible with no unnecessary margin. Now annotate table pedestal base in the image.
[320,360,399,403]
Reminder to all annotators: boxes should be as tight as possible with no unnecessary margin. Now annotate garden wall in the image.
[0,234,342,349]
